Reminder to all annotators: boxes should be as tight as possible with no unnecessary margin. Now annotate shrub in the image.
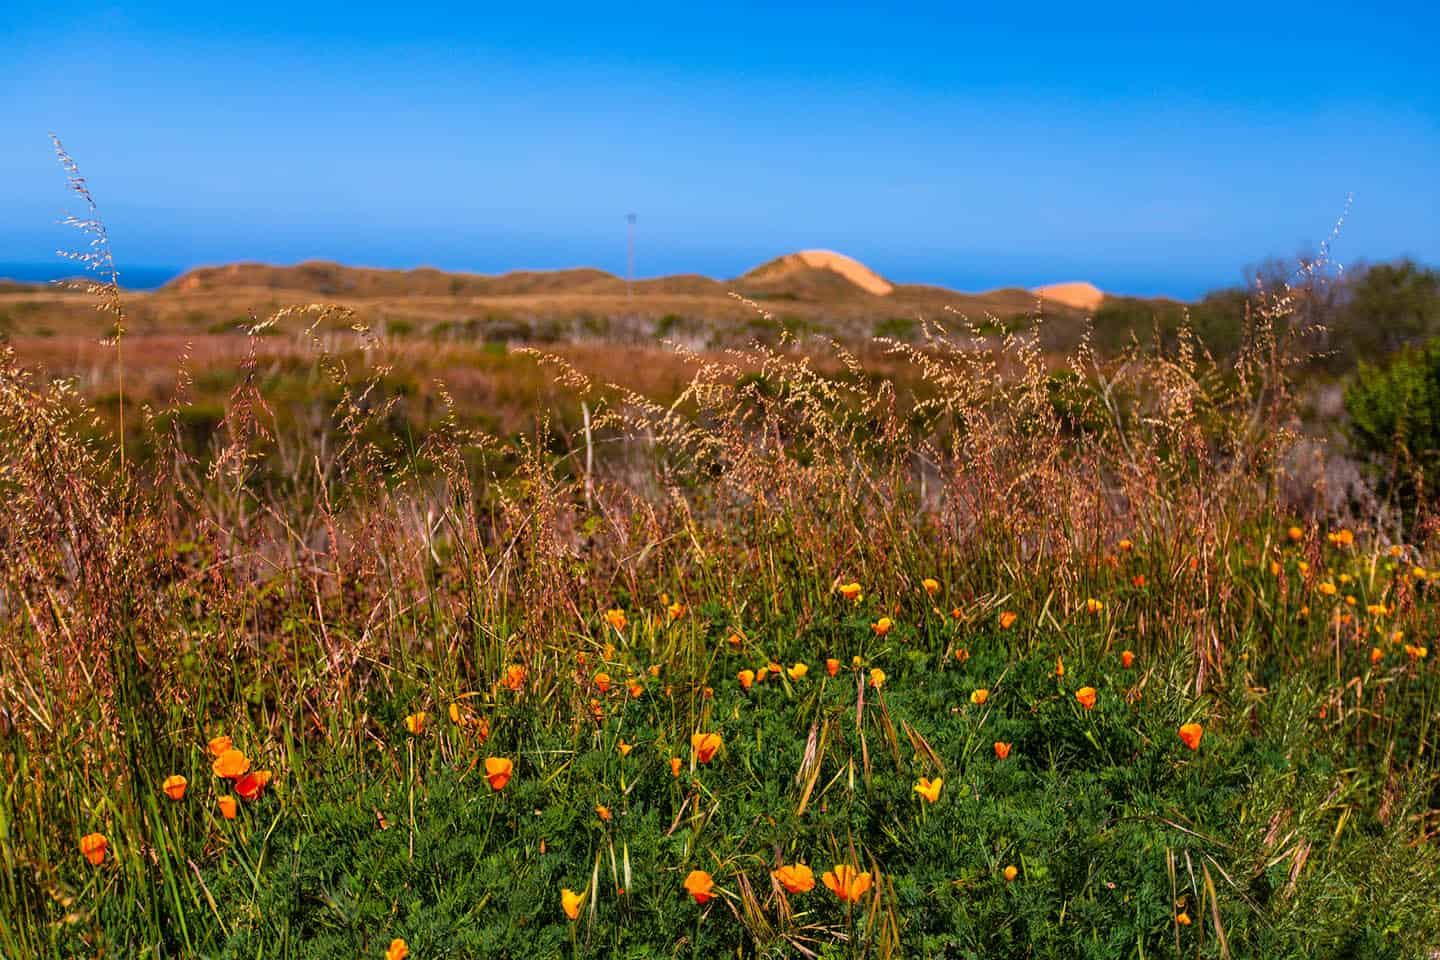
[874,317,919,342]
[1345,336,1440,516]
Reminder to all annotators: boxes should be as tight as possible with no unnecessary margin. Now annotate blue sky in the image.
[2,2,1436,297]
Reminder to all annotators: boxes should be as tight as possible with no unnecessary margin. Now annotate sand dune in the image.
[791,250,894,296]
[1031,281,1104,311]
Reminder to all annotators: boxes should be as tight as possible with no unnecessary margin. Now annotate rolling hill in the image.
[163,251,1112,318]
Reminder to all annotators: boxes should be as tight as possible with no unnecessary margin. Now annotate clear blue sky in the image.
[2,1,1436,297]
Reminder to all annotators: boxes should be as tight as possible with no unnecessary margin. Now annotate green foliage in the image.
[12,589,1439,958]
[873,317,919,342]
[1087,292,1248,360]
[1345,337,1440,514]
[654,313,690,339]
[1338,260,1440,357]
[1089,297,1189,353]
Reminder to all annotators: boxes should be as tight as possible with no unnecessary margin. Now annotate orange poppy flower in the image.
[207,736,232,757]
[79,832,107,865]
[1075,687,1097,710]
[838,582,863,603]
[826,658,840,677]
[503,664,526,692]
[994,741,1011,760]
[1178,723,1203,751]
[561,887,584,920]
[922,578,940,596]
[1176,910,1192,926]
[670,757,683,778]
[1003,864,1018,882]
[871,617,893,637]
[162,775,188,801]
[1369,647,1383,664]
[691,733,722,764]
[1085,598,1104,614]
[485,756,514,791]
[404,713,426,735]
[913,776,943,802]
[616,739,634,757]
[822,864,874,903]
[667,601,686,621]
[868,668,886,689]
[1287,525,1303,541]
[787,662,808,681]
[969,688,989,705]
[594,673,611,694]
[217,796,238,820]
[684,869,715,904]
[773,863,815,893]
[1121,650,1135,669]
[235,770,272,801]
[605,608,627,632]
[387,938,408,960]
[589,698,605,721]
[1118,539,1133,552]
[726,631,744,648]
[212,749,250,780]
[954,647,971,664]
[628,679,644,698]
[1054,655,1065,677]
[1131,574,1146,587]
[999,611,1017,630]
[596,804,612,822]
[755,666,769,684]
[737,669,755,689]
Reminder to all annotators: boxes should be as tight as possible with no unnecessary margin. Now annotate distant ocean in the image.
[0,262,180,290]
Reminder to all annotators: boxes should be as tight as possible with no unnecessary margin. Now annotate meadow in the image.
[2,197,1439,959]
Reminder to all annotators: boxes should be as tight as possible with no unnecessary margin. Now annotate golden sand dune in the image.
[1031,281,1104,312]
[790,250,894,296]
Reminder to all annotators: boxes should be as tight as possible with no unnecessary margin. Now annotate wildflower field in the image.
[3,185,1440,960]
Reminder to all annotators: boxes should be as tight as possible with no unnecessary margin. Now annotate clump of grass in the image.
[0,148,1437,959]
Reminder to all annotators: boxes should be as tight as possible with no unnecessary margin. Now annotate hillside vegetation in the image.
[4,159,1440,956]
[2,225,1440,958]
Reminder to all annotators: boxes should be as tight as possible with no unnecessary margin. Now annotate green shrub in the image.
[1344,337,1440,514]
[656,312,699,341]
[873,317,919,342]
